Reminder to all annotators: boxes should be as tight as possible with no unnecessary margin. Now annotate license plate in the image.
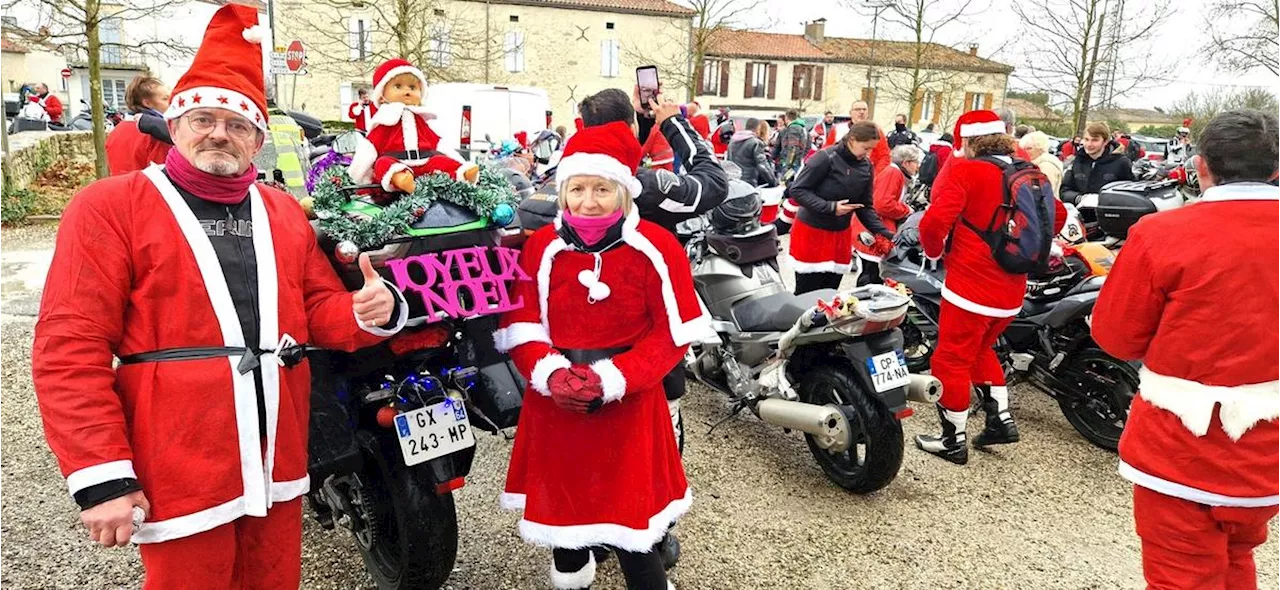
[867,350,911,393]
[394,399,476,467]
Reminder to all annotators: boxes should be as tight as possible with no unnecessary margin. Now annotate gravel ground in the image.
[2,226,1276,590]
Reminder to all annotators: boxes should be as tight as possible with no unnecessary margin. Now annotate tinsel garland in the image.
[308,161,517,249]
[305,151,352,193]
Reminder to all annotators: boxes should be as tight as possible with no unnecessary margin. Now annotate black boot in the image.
[914,404,969,465]
[657,531,681,570]
[973,385,1020,447]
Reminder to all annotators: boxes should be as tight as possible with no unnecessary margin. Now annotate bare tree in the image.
[1013,0,1173,136]
[1170,86,1279,137]
[278,0,504,91]
[1204,0,1279,76]
[25,0,191,178]
[622,0,770,102]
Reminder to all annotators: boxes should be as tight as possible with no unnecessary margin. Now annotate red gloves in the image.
[871,234,894,258]
[547,365,604,414]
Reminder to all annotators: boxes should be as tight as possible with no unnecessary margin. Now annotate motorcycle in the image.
[1072,177,1187,246]
[882,213,1137,451]
[678,181,937,494]
[304,151,525,590]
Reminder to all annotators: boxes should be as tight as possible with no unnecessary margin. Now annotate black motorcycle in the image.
[881,215,1137,451]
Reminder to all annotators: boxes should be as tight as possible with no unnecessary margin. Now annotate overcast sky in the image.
[753,0,1279,110]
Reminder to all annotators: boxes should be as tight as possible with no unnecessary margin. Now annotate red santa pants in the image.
[139,499,303,590]
[931,300,1012,411]
[373,154,462,187]
[1134,485,1278,590]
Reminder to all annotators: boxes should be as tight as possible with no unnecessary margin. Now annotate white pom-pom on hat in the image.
[242,25,268,44]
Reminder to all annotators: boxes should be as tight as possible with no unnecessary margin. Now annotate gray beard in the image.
[194,157,240,176]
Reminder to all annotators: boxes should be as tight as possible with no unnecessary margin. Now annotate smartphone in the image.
[636,66,659,111]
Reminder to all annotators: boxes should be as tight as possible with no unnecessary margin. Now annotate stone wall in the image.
[2,131,95,191]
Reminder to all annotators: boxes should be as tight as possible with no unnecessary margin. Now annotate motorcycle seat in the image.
[1021,298,1055,318]
[732,288,839,332]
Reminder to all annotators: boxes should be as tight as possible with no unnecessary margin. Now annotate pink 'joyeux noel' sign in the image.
[385,246,530,322]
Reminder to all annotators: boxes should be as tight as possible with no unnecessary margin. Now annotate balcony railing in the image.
[66,45,150,70]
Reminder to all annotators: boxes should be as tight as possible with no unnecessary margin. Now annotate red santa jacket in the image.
[347,102,470,191]
[928,141,953,174]
[919,155,1067,316]
[347,100,378,133]
[812,122,839,149]
[493,210,709,551]
[870,129,891,173]
[40,92,64,124]
[1093,182,1279,505]
[641,125,675,171]
[689,114,711,139]
[852,162,912,261]
[32,167,406,543]
[105,120,171,175]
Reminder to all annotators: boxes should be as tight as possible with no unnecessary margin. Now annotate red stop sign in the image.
[285,40,305,72]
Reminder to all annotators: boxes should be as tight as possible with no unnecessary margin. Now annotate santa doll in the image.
[348,58,478,200]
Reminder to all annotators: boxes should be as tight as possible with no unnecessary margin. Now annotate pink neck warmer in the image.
[165,149,257,204]
[563,209,624,246]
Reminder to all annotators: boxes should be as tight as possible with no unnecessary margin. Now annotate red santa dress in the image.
[1092,182,1279,588]
[105,119,172,175]
[494,208,709,551]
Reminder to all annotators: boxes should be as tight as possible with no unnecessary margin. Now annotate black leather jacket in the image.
[633,116,729,232]
[727,132,777,187]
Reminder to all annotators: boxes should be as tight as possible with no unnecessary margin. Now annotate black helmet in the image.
[709,180,762,234]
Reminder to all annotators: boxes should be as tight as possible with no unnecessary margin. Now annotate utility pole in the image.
[1078,0,1108,136]
[864,0,892,119]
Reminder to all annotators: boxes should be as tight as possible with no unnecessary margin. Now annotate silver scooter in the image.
[679,181,940,494]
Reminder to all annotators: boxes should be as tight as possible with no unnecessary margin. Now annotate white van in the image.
[422,83,551,160]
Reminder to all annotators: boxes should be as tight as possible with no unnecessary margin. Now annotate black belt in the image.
[386,149,441,161]
[558,346,630,365]
[119,342,316,375]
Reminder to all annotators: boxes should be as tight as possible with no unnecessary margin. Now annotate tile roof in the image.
[1092,108,1178,124]
[705,28,1014,74]
[1,37,28,53]
[472,0,695,17]
[1004,98,1062,121]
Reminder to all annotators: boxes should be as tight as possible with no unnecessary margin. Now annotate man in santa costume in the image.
[346,87,377,133]
[348,58,478,196]
[32,5,407,586]
[811,111,839,149]
[913,110,1066,464]
[1092,109,1279,589]
[494,120,708,589]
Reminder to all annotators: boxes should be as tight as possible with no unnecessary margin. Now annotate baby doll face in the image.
[383,73,422,106]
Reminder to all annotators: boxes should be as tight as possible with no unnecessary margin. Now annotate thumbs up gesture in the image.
[353,253,395,328]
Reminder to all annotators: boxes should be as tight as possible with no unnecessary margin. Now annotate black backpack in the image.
[917,151,941,187]
[962,157,1058,274]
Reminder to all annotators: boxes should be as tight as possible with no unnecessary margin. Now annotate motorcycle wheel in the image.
[1055,348,1138,452]
[354,432,458,590]
[796,365,904,494]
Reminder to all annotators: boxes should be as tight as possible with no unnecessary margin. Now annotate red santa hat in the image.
[372,58,427,104]
[953,109,1006,140]
[165,4,269,130]
[554,120,643,198]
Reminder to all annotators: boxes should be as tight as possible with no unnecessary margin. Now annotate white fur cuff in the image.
[550,551,596,589]
[493,322,551,353]
[590,359,627,403]
[531,354,572,396]
[380,163,412,193]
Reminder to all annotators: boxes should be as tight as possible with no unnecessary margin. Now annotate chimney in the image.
[804,18,826,45]
[968,43,979,56]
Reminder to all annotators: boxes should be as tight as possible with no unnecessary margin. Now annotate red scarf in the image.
[165,149,257,204]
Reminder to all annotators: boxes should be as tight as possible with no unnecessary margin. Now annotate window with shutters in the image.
[348,17,374,61]
[920,91,936,123]
[101,78,127,110]
[966,92,987,111]
[429,25,452,67]
[505,31,525,73]
[700,59,721,95]
[600,39,620,77]
[745,62,770,98]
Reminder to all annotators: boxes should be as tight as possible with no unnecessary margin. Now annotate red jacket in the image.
[642,125,675,171]
[105,120,171,175]
[689,114,711,139]
[1060,141,1076,161]
[33,169,400,544]
[919,155,1067,316]
[852,163,912,261]
[41,93,64,123]
[1093,183,1278,504]
[813,122,839,149]
[928,142,953,173]
[347,100,377,133]
[870,130,890,174]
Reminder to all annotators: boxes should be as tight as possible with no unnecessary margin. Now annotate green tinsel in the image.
[309,163,517,249]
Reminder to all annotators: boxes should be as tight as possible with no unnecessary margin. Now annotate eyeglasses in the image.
[184,113,258,140]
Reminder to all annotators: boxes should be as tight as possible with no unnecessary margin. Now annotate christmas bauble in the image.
[413,206,426,217]
[299,196,316,219]
[335,240,360,264]
[376,405,398,429]
[491,202,515,226]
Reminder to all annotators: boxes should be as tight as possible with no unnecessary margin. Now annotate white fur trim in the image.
[348,135,378,184]
[536,238,570,332]
[66,460,137,496]
[790,259,853,274]
[1119,461,1279,507]
[940,285,1020,317]
[550,551,597,589]
[556,152,644,199]
[854,250,883,263]
[355,279,409,337]
[590,359,627,403]
[1137,367,1279,441]
[372,64,427,104]
[531,353,572,396]
[516,487,693,552]
[241,25,268,44]
[619,210,715,346]
[380,162,412,193]
[368,102,436,129]
[164,86,266,131]
[959,120,1006,137]
[499,492,526,510]
[132,475,309,544]
[1200,183,1279,203]
[494,322,552,353]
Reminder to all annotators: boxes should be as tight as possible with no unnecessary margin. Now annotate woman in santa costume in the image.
[493,120,709,590]
[32,5,406,587]
[850,144,920,285]
[105,75,173,175]
[914,110,1066,464]
[787,120,894,295]
[1092,109,1278,589]
[347,58,479,197]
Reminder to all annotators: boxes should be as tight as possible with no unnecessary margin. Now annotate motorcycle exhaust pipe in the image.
[756,398,851,453]
[905,374,943,404]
